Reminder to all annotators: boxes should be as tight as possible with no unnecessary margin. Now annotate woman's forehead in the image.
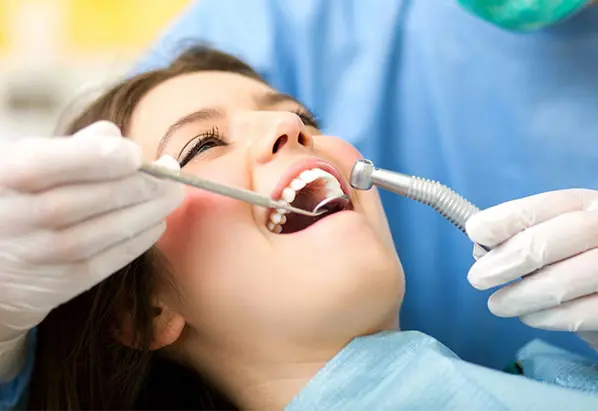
[128,71,275,154]
[136,71,274,124]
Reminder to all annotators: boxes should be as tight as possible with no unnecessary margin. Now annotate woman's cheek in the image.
[316,135,363,172]
[317,135,389,237]
[157,187,220,263]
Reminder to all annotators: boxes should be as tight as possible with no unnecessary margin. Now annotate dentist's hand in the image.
[466,189,598,333]
[0,121,184,379]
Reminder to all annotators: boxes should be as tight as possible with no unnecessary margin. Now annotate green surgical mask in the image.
[457,0,591,31]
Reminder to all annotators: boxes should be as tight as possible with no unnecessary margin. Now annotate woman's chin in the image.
[296,235,404,334]
[272,208,403,287]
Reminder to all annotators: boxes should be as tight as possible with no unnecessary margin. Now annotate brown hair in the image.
[27,45,267,410]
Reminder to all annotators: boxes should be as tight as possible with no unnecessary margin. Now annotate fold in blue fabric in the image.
[286,331,598,410]
[517,339,598,394]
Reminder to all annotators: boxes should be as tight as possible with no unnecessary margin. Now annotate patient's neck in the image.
[233,343,341,411]
[185,318,398,411]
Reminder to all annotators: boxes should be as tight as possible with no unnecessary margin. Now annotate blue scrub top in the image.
[135,0,598,369]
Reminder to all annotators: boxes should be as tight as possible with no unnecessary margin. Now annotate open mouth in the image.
[267,163,354,234]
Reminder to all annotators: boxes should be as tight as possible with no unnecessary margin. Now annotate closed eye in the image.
[178,127,227,167]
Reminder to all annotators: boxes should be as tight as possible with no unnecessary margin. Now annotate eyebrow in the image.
[157,108,223,156]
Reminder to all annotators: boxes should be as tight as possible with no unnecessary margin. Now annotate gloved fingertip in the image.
[465,213,485,241]
[467,269,489,291]
[520,311,555,330]
[466,205,516,247]
[472,243,488,261]
[157,220,168,235]
[153,154,181,172]
[487,293,513,318]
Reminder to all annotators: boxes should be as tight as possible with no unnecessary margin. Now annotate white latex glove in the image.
[0,121,184,380]
[466,189,598,335]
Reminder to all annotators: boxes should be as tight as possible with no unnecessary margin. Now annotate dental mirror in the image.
[312,194,351,215]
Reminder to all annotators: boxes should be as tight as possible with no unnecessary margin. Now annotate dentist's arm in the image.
[466,189,598,350]
[0,121,183,407]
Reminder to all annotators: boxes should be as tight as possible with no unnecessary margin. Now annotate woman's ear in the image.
[116,299,186,351]
[149,300,186,350]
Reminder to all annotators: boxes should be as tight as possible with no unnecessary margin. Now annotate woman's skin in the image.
[125,70,405,410]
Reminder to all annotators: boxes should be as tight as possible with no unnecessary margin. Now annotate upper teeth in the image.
[267,168,344,233]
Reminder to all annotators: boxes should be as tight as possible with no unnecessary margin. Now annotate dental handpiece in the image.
[350,159,490,255]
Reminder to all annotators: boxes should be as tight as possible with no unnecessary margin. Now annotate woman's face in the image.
[128,70,404,357]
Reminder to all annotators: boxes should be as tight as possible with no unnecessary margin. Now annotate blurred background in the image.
[0,0,190,141]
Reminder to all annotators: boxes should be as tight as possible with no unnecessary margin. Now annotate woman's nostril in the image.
[298,132,308,146]
[272,132,309,154]
[272,135,288,153]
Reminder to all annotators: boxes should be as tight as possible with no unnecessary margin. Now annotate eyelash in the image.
[294,109,320,129]
[178,109,320,167]
[179,126,225,167]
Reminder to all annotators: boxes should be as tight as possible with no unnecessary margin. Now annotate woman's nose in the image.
[244,112,314,163]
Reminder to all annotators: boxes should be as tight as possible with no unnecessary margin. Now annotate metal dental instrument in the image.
[140,163,326,217]
[350,159,490,256]
[312,195,351,215]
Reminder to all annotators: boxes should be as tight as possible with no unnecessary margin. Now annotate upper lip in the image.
[270,157,352,203]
